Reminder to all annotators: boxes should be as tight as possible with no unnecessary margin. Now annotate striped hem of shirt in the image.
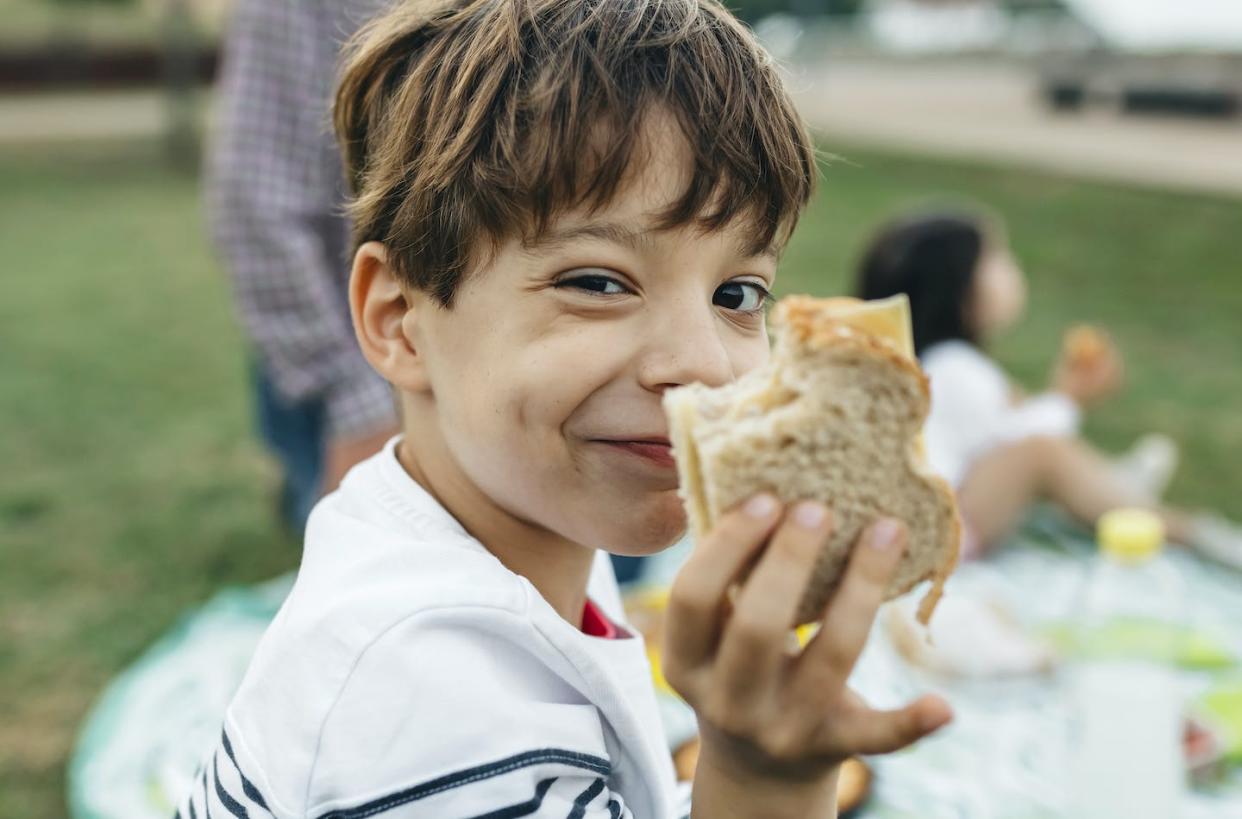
[175,736,625,819]
[315,748,613,819]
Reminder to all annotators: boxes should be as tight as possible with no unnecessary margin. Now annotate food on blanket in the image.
[887,594,1056,678]
[1064,324,1109,369]
[836,756,873,816]
[664,294,960,625]
[623,587,668,645]
[623,588,678,695]
[1184,716,1227,785]
[672,736,872,814]
[1195,679,1242,770]
[673,736,700,782]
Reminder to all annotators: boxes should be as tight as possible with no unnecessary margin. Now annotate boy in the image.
[177,0,952,816]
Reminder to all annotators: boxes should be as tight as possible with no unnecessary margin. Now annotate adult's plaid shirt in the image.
[207,0,397,438]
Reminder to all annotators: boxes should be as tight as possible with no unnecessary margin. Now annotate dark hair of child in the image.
[855,209,989,355]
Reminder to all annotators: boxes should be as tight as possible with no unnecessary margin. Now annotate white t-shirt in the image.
[175,437,686,819]
[922,340,1081,488]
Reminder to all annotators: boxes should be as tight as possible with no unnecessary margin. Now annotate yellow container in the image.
[1098,508,1165,562]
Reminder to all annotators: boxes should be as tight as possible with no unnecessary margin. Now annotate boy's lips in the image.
[591,437,676,469]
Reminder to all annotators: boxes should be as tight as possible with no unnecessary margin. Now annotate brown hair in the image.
[334,0,817,306]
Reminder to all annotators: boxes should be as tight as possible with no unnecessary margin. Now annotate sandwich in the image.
[1064,324,1109,369]
[663,294,959,625]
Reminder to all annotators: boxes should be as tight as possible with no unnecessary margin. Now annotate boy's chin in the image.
[589,494,687,557]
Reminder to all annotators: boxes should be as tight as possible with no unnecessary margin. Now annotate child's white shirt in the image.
[175,436,686,819]
[922,340,1081,487]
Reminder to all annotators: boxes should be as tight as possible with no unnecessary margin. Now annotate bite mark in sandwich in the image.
[664,294,960,625]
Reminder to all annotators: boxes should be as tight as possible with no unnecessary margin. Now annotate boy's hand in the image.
[663,496,952,818]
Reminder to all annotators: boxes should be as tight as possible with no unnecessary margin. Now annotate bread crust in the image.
[667,294,960,625]
[789,298,960,623]
[789,329,959,623]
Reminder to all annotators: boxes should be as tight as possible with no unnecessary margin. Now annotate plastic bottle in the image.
[1068,508,1186,819]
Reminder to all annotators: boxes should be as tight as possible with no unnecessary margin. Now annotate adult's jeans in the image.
[253,361,325,537]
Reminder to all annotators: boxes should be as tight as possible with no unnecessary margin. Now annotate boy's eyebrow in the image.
[524,221,653,253]
[525,220,778,260]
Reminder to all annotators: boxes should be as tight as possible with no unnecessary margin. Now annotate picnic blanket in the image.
[68,574,294,819]
[68,515,1242,818]
[841,514,1242,819]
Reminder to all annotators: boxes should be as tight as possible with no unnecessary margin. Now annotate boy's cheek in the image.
[736,334,773,375]
[525,319,640,373]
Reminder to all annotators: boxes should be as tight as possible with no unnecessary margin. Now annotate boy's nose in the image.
[637,309,734,393]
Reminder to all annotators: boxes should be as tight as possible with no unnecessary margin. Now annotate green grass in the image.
[1,139,1239,818]
[0,141,300,818]
[0,0,223,50]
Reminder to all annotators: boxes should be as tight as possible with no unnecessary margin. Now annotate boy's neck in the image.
[394,431,596,627]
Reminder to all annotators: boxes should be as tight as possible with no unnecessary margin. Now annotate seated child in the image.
[175,1,952,817]
[856,205,1241,561]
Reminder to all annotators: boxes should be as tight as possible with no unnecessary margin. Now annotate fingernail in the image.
[870,518,903,551]
[794,501,828,529]
[744,493,778,519]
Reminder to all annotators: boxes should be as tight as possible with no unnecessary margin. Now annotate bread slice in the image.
[664,294,959,625]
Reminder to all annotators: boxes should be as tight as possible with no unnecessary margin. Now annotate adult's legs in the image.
[253,360,327,536]
[957,435,1192,555]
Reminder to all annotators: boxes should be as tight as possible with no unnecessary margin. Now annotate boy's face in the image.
[409,121,777,555]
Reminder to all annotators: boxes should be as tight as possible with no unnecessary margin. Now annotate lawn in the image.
[2,138,1240,818]
[0,0,224,50]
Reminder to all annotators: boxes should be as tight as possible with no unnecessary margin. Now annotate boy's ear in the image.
[349,242,430,394]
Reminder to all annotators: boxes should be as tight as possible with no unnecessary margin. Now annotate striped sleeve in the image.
[309,749,634,818]
[175,727,277,819]
[304,618,645,818]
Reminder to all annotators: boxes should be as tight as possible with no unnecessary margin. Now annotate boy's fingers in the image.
[664,495,783,676]
[798,519,906,687]
[819,694,953,757]
[716,502,832,696]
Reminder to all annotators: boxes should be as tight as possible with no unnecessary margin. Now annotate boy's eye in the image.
[714,281,770,313]
[555,273,630,296]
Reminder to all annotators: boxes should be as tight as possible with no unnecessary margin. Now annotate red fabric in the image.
[580,599,625,639]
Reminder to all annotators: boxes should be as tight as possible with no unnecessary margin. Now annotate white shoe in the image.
[1111,433,1179,501]
[1189,514,1242,571]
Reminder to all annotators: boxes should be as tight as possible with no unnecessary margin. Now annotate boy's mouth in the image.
[592,437,676,469]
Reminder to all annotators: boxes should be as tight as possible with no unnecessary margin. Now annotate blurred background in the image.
[2,0,1240,817]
